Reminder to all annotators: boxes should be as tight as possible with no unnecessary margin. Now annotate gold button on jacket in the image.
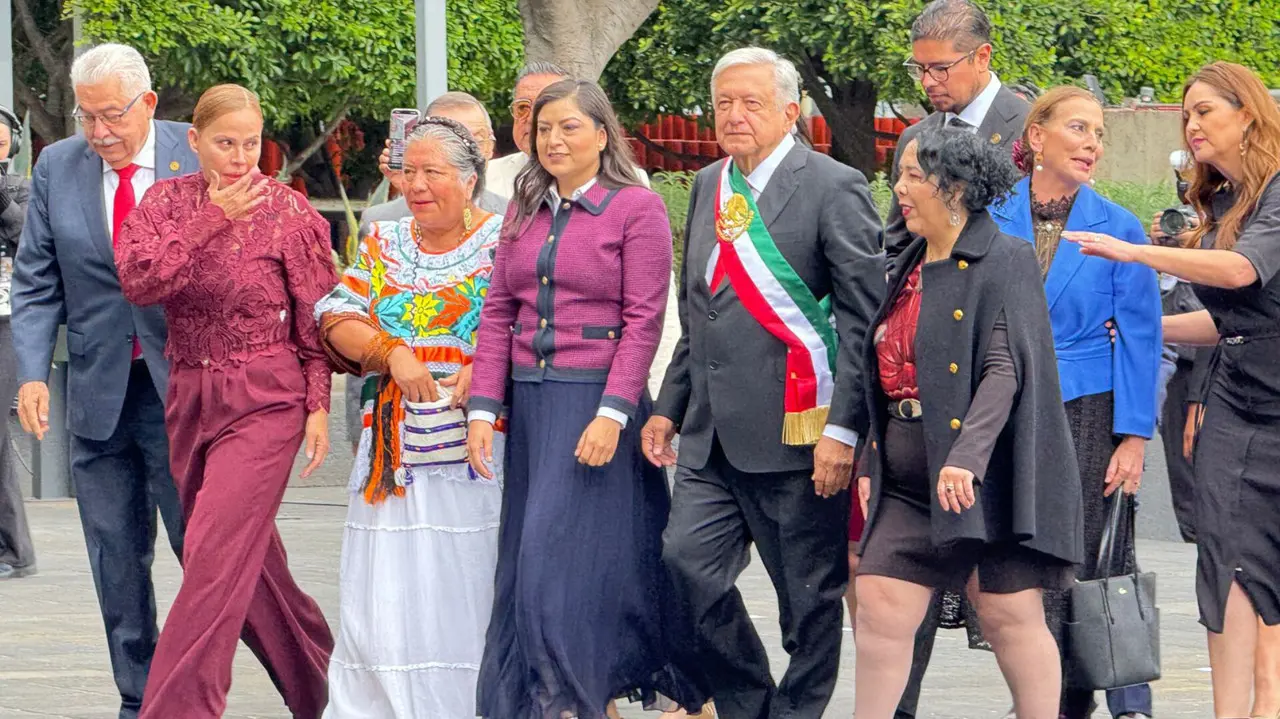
[949,362,959,374]
[953,309,964,321]
[957,260,969,270]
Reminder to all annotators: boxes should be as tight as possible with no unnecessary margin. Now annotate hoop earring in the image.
[463,207,474,232]
[1034,152,1044,173]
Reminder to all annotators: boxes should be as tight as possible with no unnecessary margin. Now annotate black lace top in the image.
[1031,193,1077,277]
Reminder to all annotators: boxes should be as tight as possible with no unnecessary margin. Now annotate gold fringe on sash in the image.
[781,405,830,446]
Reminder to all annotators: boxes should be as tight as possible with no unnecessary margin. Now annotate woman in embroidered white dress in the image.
[315,118,504,719]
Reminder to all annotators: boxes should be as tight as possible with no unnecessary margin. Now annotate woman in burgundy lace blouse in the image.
[115,84,336,719]
[852,128,1082,718]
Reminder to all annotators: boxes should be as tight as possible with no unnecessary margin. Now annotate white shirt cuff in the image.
[597,407,630,429]
[467,410,498,425]
[822,424,859,447]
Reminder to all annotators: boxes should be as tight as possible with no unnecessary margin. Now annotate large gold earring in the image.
[463,207,474,232]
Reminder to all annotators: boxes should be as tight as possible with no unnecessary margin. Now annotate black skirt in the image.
[1192,383,1280,632]
[1043,391,1133,650]
[857,416,1073,594]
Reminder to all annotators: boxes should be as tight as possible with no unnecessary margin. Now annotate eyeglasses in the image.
[903,49,978,83]
[73,92,145,128]
[510,99,534,120]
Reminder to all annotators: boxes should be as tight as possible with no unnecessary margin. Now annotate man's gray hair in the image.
[516,61,571,84]
[404,117,487,202]
[910,0,993,51]
[70,44,153,96]
[425,91,493,132]
[711,47,801,108]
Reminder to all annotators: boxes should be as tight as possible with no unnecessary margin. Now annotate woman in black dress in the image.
[853,127,1082,719]
[1069,61,1280,719]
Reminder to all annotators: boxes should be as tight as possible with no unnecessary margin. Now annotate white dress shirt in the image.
[103,120,159,231]
[944,73,1002,133]
[708,132,859,448]
[485,151,529,202]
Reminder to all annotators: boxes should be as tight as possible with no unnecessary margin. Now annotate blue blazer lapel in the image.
[76,144,116,267]
[1044,184,1107,310]
[155,122,190,180]
[990,176,1035,246]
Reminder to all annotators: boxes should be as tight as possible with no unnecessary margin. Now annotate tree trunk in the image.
[795,53,879,178]
[13,0,75,143]
[519,0,660,81]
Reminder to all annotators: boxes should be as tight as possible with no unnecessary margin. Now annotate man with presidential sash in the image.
[643,47,885,718]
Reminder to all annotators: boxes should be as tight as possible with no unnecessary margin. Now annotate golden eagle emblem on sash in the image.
[716,193,753,244]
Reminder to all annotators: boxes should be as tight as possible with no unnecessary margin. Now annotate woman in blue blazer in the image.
[990,87,1162,719]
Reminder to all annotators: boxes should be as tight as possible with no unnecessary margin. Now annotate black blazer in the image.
[655,143,886,473]
[884,84,1030,262]
[859,211,1083,565]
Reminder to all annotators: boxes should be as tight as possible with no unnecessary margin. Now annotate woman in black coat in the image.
[853,127,1083,719]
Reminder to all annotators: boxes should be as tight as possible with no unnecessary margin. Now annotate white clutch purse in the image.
[401,389,469,468]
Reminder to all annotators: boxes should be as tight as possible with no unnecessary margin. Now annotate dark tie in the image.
[112,163,143,360]
[947,116,971,131]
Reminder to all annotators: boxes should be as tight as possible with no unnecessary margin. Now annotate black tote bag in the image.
[1065,492,1161,690]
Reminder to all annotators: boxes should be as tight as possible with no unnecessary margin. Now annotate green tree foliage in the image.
[602,0,1280,175]
[50,0,523,191]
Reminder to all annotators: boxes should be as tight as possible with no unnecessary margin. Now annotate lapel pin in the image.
[169,161,180,171]
[990,133,1002,145]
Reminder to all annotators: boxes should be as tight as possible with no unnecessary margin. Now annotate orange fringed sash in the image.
[365,374,408,504]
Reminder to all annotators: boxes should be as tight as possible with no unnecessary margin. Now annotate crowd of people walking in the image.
[4,0,1280,718]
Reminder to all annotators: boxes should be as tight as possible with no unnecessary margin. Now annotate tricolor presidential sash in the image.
[706,160,837,445]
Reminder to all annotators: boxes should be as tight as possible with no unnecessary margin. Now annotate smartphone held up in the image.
[387,108,421,171]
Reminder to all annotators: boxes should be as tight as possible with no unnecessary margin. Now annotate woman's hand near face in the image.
[206,170,267,220]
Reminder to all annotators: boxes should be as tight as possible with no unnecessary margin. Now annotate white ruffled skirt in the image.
[323,427,504,719]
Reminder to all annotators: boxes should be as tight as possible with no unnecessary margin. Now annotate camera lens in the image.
[1159,209,1187,237]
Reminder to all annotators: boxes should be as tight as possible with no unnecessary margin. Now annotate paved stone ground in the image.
[1,384,1216,718]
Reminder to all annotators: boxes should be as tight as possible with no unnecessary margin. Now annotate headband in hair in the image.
[412,115,487,177]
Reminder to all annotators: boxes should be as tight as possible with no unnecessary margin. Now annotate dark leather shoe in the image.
[0,562,37,579]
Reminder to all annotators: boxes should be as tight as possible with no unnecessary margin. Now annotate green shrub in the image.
[653,167,1176,267]
[652,171,697,271]
[1093,181,1180,227]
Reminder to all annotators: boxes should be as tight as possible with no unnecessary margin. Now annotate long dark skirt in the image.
[476,379,705,719]
[1193,384,1280,632]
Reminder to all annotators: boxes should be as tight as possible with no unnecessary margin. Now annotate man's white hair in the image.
[70,44,153,97]
[710,47,801,108]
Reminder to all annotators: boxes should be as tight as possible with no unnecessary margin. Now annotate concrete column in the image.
[415,0,448,110]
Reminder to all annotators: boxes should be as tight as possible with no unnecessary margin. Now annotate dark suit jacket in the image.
[654,142,886,474]
[859,212,1083,565]
[884,84,1030,261]
[12,121,198,441]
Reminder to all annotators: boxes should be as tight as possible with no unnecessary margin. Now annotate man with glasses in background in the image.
[883,0,1029,263]
[11,43,191,719]
[486,61,650,200]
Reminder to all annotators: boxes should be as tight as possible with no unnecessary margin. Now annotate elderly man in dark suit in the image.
[11,43,192,719]
[885,0,1031,264]
[643,46,885,719]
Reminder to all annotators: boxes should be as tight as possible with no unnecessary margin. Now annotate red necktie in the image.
[112,164,143,360]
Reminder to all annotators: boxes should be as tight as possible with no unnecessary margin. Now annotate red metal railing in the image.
[630,115,915,173]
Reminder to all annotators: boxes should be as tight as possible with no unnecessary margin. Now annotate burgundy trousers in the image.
[139,351,334,719]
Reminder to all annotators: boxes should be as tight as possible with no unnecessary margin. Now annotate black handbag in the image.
[1064,492,1161,690]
